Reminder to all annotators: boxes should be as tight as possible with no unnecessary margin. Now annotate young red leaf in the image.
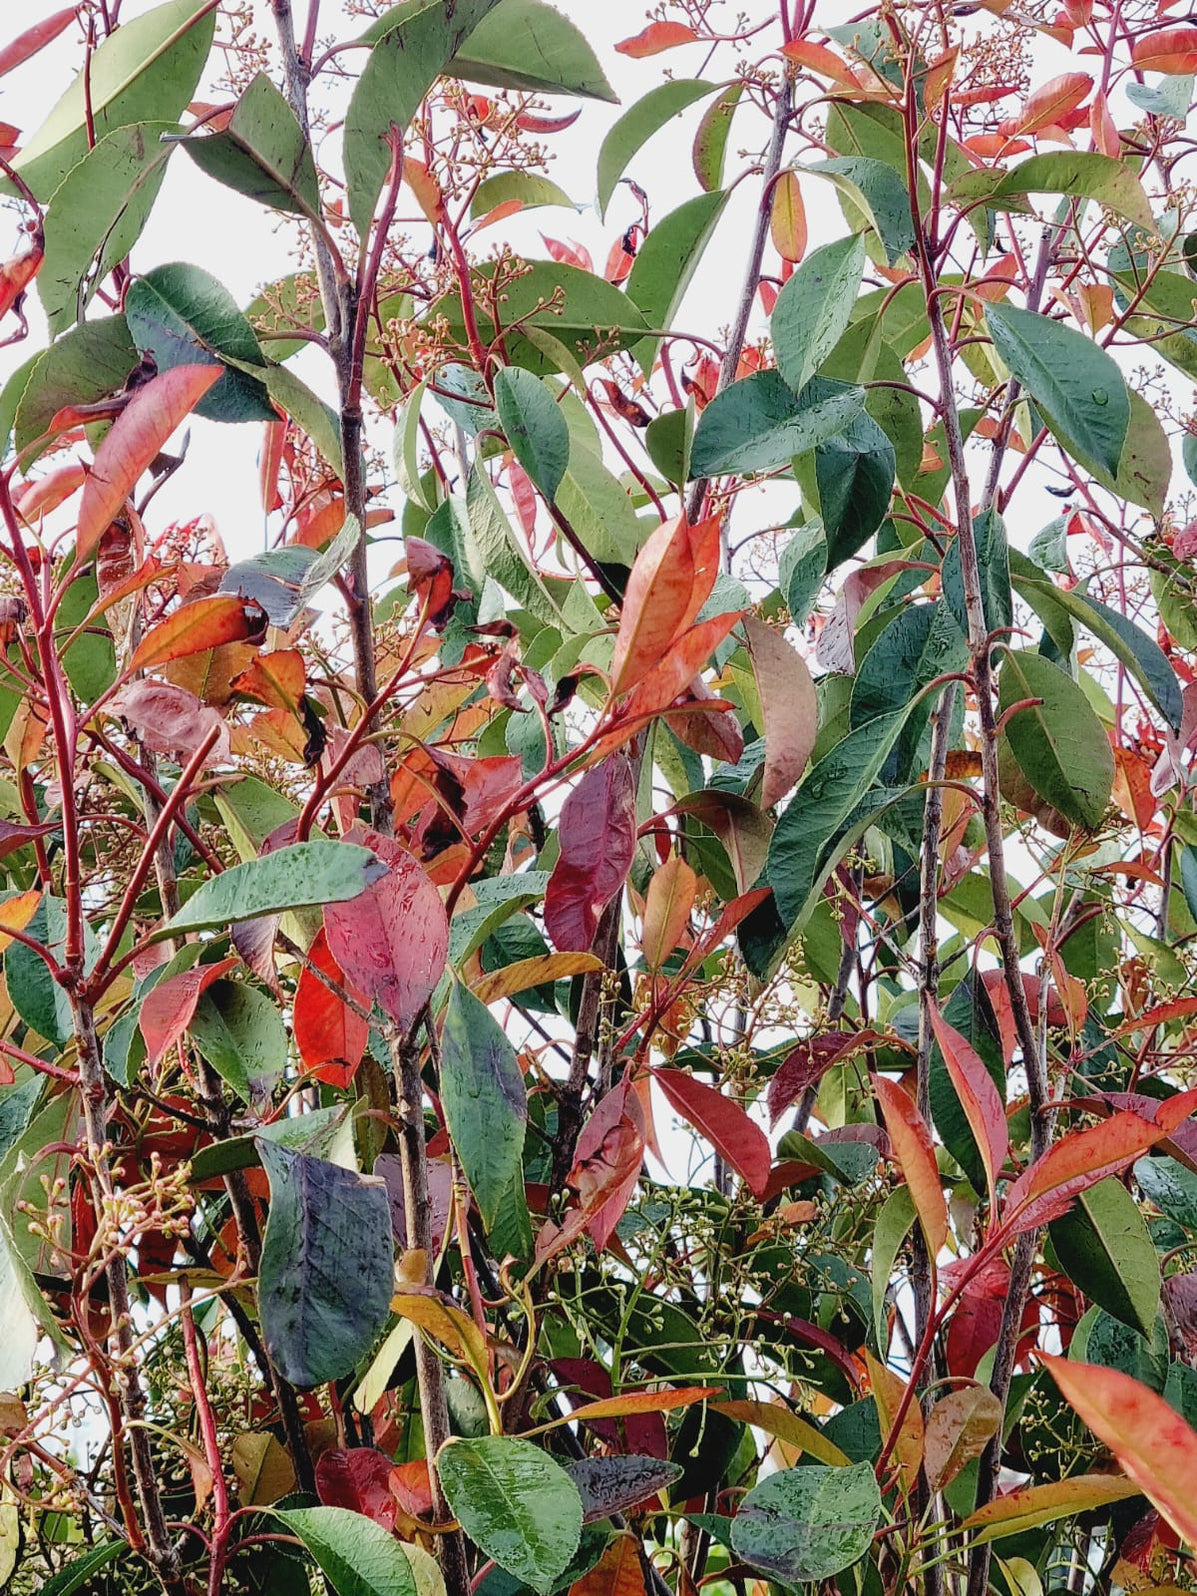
[294,926,369,1087]
[259,417,286,514]
[652,1067,771,1198]
[323,830,448,1031]
[610,517,697,697]
[541,234,593,271]
[544,754,636,953]
[569,1534,649,1596]
[1131,26,1197,73]
[742,615,817,809]
[767,1031,893,1126]
[929,1003,1009,1209]
[641,855,697,971]
[875,1075,948,1257]
[0,248,43,318]
[615,21,699,57]
[315,1448,397,1531]
[1015,72,1092,134]
[618,611,746,729]
[1040,1354,1197,1547]
[112,680,229,766]
[16,461,86,522]
[0,9,76,79]
[77,366,221,560]
[537,1078,645,1264]
[562,1386,720,1422]
[139,957,238,1068]
[131,594,264,671]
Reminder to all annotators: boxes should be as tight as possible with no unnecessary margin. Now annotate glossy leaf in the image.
[611,514,718,695]
[742,615,817,808]
[924,1387,1003,1489]
[713,1400,850,1467]
[437,1437,583,1596]
[875,1076,948,1257]
[493,367,568,501]
[545,755,636,953]
[998,650,1115,831]
[929,1004,1009,1209]
[294,927,369,1086]
[274,1506,418,1596]
[950,152,1152,233]
[960,1473,1142,1542]
[257,1142,393,1388]
[164,841,382,939]
[772,233,867,397]
[439,982,527,1230]
[985,301,1129,477]
[690,371,865,477]
[76,365,220,558]
[1048,1175,1160,1336]
[131,594,262,670]
[652,1067,771,1198]
[596,80,714,218]
[731,1462,883,1584]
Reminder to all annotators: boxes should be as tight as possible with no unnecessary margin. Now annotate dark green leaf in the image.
[645,405,694,485]
[690,373,865,477]
[257,1143,393,1388]
[627,190,730,372]
[731,1462,883,1584]
[942,508,1012,652]
[188,979,286,1104]
[437,1437,583,1595]
[693,82,743,191]
[13,315,138,458]
[850,601,967,781]
[40,1543,126,1596]
[1049,1176,1160,1337]
[985,301,1129,477]
[597,80,714,218]
[814,410,896,567]
[997,650,1115,831]
[177,72,320,217]
[274,1506,418,1596]
[345,0,504,238]
[163,841,382,938]
[771,233,867,397]
[779,521,828,626]
[1137,1155,1197,1231]
[494,367,569,501]
[40,122,177,335]
[809,158,916,264]
[439,983,527,1231]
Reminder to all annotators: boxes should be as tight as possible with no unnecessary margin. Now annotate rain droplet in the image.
[1091,388,1108,405]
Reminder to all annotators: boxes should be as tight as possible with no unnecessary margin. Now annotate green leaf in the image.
[188,979,286,1104]
[162,841,381,939]
[177,72,320,218]
[779,521,828,626]
[814,409,896,567]
[555,442,643,564]
[809,158,916,265]
[0,1211,39,1391]
[460,464,562,624]
[772,233,867,397]
[39,122,177,336]
[693,82,743,192]
[1136,1155,1197,1231]
[872,1186,916,1346]
[494,367,569,501]
[39,1543,126,1596]
[942,508,1012,653]
[731,1462,883,1584]
[850,601,967,781]
[11,0,216,200]
[985,301,1129,477]
[1012,578,1182,733]
[435,0,615,100]
[439,983,527,1231]
[1049,1176,1160,1337]
[469,170,574,217]
[13,315,138,459]
[437,1436,583,1595]
[257,1142,393,1388]
[690,373,865,477]
[645,404,694,486]
[126,261,273,423]
[431,261,648,375]
[997,650,1115,831]
[596,79,715,218]
[274,1506,418,1596]
[949,152,1154,234]
[447,872,550,964]
[767,707,910,928]
[261,362,344,477]
[627,190,730,372]
[345,0,504,238]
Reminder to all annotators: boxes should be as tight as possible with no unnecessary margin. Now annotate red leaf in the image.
[516,107,583,134]
[1016,72,1092,134]
[294,927,369,1087]
[139,958,238,1068]
[390,1459,434,1519]
[615,21,698,56]
[742,615,817,808]
[1004,1090,1197,1234]
[16,461,86,522]
[537,1079,646,1265]
[323,830,448,1032]
[945,1258,1009,1378]
[1040,1354,1197,1546]
[768,1032,891,1126]
[316,1448,397,1531]
[77,366,222,559]
[541,234,593,272]
[0,248,43,319]
[112,680,229,766]
[544,755,636,953]
[618,610,746,729]
[611,515,697,695]
[929,1003,1010,1207]
[652,1067,771,1198]
[1131,26,1197,73]
[570,1534,649,1596]
[131,593,263,671]
[0,8,75,79]
[875,1075,948,1256]
[780,38,859,87]
[259,417,286,514]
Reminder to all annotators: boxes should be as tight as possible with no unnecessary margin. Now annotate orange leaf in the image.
[1131,26,1197,74]
[924,48,958,112]
[652,1067,771,1198]
[781,39,861,88]
[1016,72,1092,134]
[230,649,306,712]
[769,171,807,264]
[875,1075,948,1256]
[619,610,746,728]
[1089,90,1120,158]
[641,854,697,971]
[929,1003,1009,1209]
[0,890,40,954]
[405,158,447,226]
[867,1349,924,1494]
[1040,1354,1197,1545]
[610,516,697,695]
[15,461,86,523]
[0,8,76,79]
[0,248,43,318]
[742,615,817,808]
[569,1534,647,1596]
[77,366,221,559]
[259,417,286,514]
[615,21,698,56]
[561,1387,718,1423]
[1113,997,1197,1038]
[131,593,262,671]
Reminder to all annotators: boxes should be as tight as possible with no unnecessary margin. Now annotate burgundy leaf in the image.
[544,754,636,953]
